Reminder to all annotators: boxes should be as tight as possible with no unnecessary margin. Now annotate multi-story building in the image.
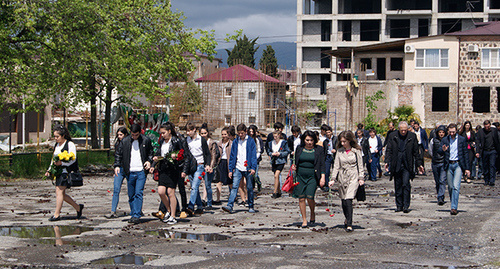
[297,0,500,117]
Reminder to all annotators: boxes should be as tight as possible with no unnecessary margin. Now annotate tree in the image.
[361,90,386,135]
[2,0,217,148]
[260,45,278,78]
[226,35,258,68]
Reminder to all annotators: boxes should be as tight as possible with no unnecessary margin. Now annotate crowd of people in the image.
[44,118,497,232]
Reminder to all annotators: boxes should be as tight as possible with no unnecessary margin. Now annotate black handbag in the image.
[68,171,83,187]
[356,184,366,201]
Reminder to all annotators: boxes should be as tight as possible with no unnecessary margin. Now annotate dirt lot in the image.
[0,161,499,268]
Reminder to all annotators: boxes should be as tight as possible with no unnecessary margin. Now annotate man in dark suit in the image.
[475,120,500,186]
[385,121,423,213]
[439,123,470,215]
[322,125,337,190]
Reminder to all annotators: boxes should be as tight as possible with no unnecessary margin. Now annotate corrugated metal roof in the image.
[194,64,282,83]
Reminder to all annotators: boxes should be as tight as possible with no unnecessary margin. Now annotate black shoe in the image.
[276,193,282,198]
[403,209,410,213]
[346,226,353,232]
[395,208,403,212]
[194,208,204,215]
[238,201,247,207]
[490,182,496,186]
[77,204,84,219]
[128,217,140,224]
[485,181,490,186]
[213,201,222,205]
[49,216,61,222]
[271,193,279,199]
[450,209,458,215]
[438,200,445,206]
[185,207,194,216]
[205,206,214,210]
[202,200,207,207]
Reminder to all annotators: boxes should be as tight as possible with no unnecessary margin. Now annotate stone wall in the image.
[458,38,500,127]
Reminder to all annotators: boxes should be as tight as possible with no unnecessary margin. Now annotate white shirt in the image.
[130,139,143,172]
[160,139,172,157]
[187,134,204,164]
[236,135,248,171]
[319,134,326,142]
[52,141,77,173]
[293,135,301,152]
[415,128,422,144]
[272,139,281,153]
[357,137,364,157]
[221,141,228,160]
[255,138,261,159]
[368,136,378,153]
[325,136,334,155]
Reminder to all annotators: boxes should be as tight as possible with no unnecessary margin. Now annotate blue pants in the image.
[369,154,380,181]
[127,171,146,218]
[111,167,125,213]
[204,170,214,207]
[325,154,334,184]
[188,165,204,210]
[482,150,497,184]
[432,163,446,202]
[446,162,462,210]
[227,169,254,209]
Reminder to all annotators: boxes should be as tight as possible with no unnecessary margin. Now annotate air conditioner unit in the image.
[468,44,479,53]
[404,45,415,53]
[248,88,256,93]
[249,112,256,117]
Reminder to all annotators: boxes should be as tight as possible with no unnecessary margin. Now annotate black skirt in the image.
[218,159,232,186]
[158,161,180,189]
[55,173,70,188]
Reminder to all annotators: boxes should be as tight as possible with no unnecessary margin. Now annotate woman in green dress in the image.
[292,130,326,228]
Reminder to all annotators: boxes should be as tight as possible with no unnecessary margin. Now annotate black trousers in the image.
[341,199,353,227]
[393,168,411,210]
[482,150,497,184]
[159,173,188,213]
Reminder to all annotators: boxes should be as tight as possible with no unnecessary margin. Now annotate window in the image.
[249,116,256,124]
[390,19,410,38]
[360,58,372,70]
[225,115,232,125]
[432,87,449,111]
[360,20,380,41]
[225,87,232,97]
[481,49,500,68]
[416,49,448,68]
[390,58,403,71]
[248,91,256,99]
[473,87,490,113]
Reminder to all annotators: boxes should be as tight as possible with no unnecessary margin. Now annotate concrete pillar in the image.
[352,21,360,42]
[431,0,438,35]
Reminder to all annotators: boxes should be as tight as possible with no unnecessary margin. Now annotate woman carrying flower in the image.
[329,131,365,232]
[105,127,129,219]
[151,122,188,224]
[44,125,83,221]
[291,130,326,228]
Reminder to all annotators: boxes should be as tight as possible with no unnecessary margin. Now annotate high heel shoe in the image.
[49,216,61,222]
[76,204,84,219]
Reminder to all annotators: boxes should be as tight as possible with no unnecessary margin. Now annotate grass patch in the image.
[0,150,113,179]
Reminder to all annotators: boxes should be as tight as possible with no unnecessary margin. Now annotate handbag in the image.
[68,171,83,187]
[153,169,159,181]
[354,152,366,201]
[282,156,298,193]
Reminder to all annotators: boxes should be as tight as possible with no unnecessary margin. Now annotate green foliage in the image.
[260,45,278,78]
[226,34,259,68]
[385,105,421,124]
[361,90,386,135]
[317,100,328,114]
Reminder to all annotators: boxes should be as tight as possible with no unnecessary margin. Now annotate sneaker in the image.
[179,211,188,219]
[162,216,177,224]
[450,209,458,215]
[248,208,256,213]
[437,200,445,206]
[222,206,233,214]
[238,201,246,207]
[128,217,140,224]
[151,211,165,220]
[346,226,353,232]
[105,212,119,219]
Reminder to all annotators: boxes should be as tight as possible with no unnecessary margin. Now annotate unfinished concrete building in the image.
[297,0,500,120]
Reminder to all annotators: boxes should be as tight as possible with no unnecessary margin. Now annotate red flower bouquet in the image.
[167,149,184,163]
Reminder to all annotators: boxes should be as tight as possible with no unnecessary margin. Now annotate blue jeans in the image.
[432,163,446,201]
[188,165,205,210]
[111,168,125,213]
[227,169,254,209]
[204,170,214,207]
[446,162,462,210]
[127,170,146,218]
[369,154,380,181]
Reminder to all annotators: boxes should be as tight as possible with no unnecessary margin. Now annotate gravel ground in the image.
[0,161,499,268]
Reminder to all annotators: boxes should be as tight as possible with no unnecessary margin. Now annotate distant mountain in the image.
[216,41,296,70]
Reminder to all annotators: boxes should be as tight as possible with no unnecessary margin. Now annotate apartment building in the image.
[297,0,500,114]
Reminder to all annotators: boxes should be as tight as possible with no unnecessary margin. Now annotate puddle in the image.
[395,222,416,229]
[147,230,230,242]
[91,254,159,265]
[0,226,94,238]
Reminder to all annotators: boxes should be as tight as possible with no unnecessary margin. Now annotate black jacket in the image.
[385,131,420,179]
[430,137,445,164]
[265,132,287,153]
[384,129,397,147]
[186,135,211,167]
[153,136,190,175]
[358,136,370,161]
[459,130,475,153]
[439,135,470,171]
[322,135,338,158]
[475,128,500,156]
[114,134,154,175]
[294,145,325,185]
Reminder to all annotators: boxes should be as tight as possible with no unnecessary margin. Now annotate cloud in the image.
[205,13,297,49]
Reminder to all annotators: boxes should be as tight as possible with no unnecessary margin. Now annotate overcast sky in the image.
[171,0,297,49]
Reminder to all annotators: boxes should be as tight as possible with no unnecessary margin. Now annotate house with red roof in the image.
[195,64,286,129]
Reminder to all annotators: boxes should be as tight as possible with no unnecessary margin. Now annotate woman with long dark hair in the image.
[329,130,364,232]
[248,125,264,192]
[200,123,219,210]
[459,121,475,183]
[105,127,129,218]
[44,125,83,221]
[291,130,326,228]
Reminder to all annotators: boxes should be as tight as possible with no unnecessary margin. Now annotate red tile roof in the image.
[446,21,500,36]
[195,64,282,83]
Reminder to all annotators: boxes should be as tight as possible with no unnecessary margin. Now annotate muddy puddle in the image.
[147,229,230,242]
[91,254,159,265]
[0,225,94,246]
